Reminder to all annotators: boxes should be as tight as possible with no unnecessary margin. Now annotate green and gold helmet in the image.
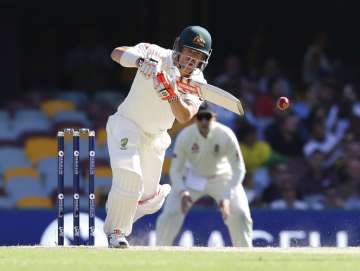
[173,26,212,71]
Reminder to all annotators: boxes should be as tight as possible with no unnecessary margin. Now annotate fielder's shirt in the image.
[170,121,246,192]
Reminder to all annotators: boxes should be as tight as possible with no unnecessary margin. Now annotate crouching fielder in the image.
[156,104,253,247]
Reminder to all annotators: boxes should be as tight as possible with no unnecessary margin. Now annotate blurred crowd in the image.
[211,32,360,210]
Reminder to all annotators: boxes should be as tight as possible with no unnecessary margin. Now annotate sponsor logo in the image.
[58,193,64,200]
[191,143,200,153]
[193,35,205,47]
[89,226,95,236]
[58,151,64,157]
[120,138,128,150]
[74,150,79,157]
[40,213,108,246]
[147,229,350,248]
[74,226,80,236]
[58,227,64,236]
[89,151,95,157]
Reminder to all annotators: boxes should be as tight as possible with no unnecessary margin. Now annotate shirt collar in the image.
[195,121,215,139]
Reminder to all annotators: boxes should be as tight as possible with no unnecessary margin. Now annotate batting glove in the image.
[139,57,161,79]
[153,70,179,101]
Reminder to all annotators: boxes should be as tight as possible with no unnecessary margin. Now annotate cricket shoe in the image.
[133,184,171,222]
[108,231,129,249]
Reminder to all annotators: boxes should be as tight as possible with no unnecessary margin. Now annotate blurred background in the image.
[1,0,360,247]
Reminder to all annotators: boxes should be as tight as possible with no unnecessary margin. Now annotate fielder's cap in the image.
[198,102,216,115]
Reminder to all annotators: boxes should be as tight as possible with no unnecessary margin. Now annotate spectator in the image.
[262,162,293,204]
[297,150,336,200]
[338,83,358,120]
[306,104,328,126]
[254,76,284,117]
[292,82,320,120]
[214,55,245,98]
[270,181,308,210]
[318,81,339,109]
[320,187,344,209]
[338,159,360,202]
[303,121,342,165]
[239,124,272,173]
[343,184,360,209]
[345,95,360,141]
[265,113,305,157]
[342,140,360,163]
[258,58,292,96]
[347,116,360,141]
[239,76,258,111]
[303,32,334,83]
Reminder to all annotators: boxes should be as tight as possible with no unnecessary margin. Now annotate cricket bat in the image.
[137,58,244,115]
[176,78,244,116]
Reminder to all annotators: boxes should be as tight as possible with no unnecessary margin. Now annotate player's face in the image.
[177,47,206,76]
[196,112,214,136]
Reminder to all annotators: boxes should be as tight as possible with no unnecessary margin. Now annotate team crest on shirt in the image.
[120,138,128,150]
[191,143,200,153]
[214,144,220,155]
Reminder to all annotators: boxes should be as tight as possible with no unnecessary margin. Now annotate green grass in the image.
[0,247,359,271]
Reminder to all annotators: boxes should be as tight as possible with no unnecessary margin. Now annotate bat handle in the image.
[136,57,159,68]
[136,57,144,67]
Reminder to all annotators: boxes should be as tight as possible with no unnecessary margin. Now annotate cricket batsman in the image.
[156,103,253,247]
[105,26,212,248]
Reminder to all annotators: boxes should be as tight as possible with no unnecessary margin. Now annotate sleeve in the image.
[225,129,246,188]
[117,43,147,67]
[169,131,188,194]
[119,43,165,67]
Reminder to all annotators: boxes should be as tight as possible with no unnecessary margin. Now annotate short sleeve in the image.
[132,43,169,60]
[131,43,149,58]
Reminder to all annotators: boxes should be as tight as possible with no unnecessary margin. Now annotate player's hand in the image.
[139,57,161,79]
[153,70,179,101]
[219,199,230,221]
[180,191,193,214]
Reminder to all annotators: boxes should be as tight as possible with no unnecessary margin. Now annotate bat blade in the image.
[176,78,244,115]
[197,83,244,116]
[137,58,244,115]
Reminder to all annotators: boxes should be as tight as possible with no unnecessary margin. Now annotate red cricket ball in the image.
[276,96,290,111]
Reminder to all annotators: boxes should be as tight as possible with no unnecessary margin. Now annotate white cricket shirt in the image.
[117,43,205,134]
[170,121,246,192]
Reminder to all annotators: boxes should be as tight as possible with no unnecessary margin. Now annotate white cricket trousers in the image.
[156,181,253,247]
[104,113,171,236]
